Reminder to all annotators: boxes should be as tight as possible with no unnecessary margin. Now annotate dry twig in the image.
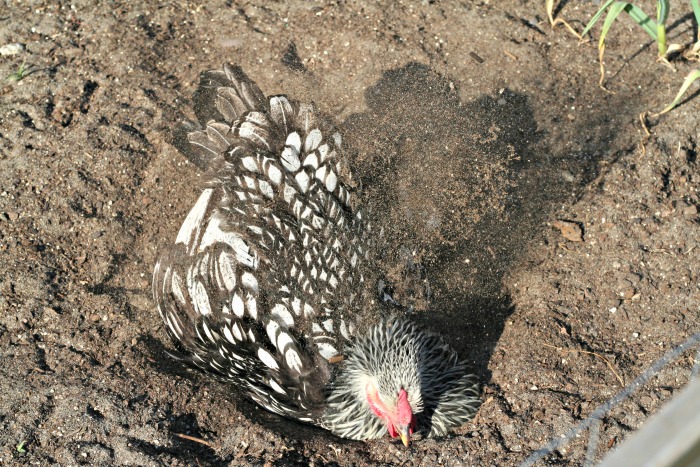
[174,433,214,448]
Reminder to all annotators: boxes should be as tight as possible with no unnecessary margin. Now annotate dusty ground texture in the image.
[1,1,699,465]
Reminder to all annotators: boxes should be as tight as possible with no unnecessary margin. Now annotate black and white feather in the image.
[153,64,480,439]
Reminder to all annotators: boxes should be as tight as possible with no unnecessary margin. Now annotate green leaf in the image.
[596,2,658,87]
[599,3,657,52]
[656,0,670,24]
[691,0,700,24]
[581,0,617,37]
[656,69,700,115]
[625,3,657,40]
[599,3,632,52]
[656,1,669,56]
[692,0,700,42]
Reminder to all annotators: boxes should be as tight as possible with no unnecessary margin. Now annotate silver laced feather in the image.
[153,64,480,440]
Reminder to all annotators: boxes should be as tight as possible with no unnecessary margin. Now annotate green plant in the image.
[5,60,28,82]
[581,0,674,85]
[551,1,700,114]
[16,441,26,453]
[655,68,700,115]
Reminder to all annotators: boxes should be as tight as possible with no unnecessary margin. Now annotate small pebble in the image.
[621,287,636,299]
[553,220,584,242]
[0,43,25,56]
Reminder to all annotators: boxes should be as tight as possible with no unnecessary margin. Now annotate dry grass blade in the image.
[686,42,700,60]
[639,112,651,137]
[598,43,611,91]
[546,0,583,39]
[654,69,700,116]
[638,112,651,158]
[597,3,629,89]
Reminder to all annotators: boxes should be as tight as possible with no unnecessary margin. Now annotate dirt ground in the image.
[1,1,699,465]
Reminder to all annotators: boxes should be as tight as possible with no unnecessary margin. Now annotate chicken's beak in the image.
[399,426,411,447]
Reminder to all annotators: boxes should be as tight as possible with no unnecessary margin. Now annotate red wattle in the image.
[388,423,398,438]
